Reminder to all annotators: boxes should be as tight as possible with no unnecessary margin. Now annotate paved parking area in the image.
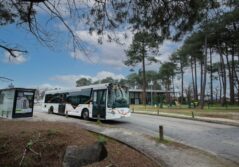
[24,110,239,167]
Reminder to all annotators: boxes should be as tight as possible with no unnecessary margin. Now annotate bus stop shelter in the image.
[0,88,35,119]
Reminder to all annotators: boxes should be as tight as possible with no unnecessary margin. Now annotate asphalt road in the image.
[105,113,239,164]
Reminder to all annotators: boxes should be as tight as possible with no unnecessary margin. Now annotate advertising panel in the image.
[15,91,34,114]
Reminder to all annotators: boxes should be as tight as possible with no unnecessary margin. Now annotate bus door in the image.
[58,103,65,114]
[92,90,106,119]
[58,93,67,115]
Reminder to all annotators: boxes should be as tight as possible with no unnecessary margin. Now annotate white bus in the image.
[43,83,131,120]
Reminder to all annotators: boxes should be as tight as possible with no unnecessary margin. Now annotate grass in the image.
[131,104,239,111]
[97,119,103,125]
[153,137,172,144]
[131,104,239,120]
[98,134,107,144]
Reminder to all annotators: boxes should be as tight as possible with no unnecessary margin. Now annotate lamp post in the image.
[149,80,153,105]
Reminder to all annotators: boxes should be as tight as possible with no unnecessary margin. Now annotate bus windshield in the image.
[108,85,129,108]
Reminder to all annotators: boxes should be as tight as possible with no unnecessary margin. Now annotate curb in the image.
[80,121,239,167]
[84,127,165,167]
[30,112,164,166]
[32,112,239,167]
[133,112,239,127]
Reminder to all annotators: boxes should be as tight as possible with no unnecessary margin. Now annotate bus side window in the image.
[100,90,106,104]
[93,92,97,103]
[51,97,61,103]
[67,96,80,107]
[80,96,90,104]
[0,91,4,104]
[45,94,52,103]
[96,90,106,105]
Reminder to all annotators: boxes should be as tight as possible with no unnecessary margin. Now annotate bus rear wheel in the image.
[82,109,89,120]
[48,106,53,114]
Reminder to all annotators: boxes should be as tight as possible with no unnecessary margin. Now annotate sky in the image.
[0,2,180,90]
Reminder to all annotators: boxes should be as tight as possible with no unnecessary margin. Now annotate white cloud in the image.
[34,83,66,89]
[132,40,182,71]
[36,1,181,70]
[35,1,182,71]
[159,40,182,63]
[50,71,125,87]
[3,51,27,64]
[94,71,125,81]
[50,74,89,87]
[71,30,183,72]
[71,31,132,68]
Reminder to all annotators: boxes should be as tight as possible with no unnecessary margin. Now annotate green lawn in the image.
[130,104,239,120]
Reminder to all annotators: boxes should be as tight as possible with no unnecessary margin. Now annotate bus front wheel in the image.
[82,109,89,120]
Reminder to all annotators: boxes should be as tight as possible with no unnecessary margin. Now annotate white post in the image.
[149,80,153,105]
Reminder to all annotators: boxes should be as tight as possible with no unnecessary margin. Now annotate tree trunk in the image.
[200,60,203,102]
[232,21,239,105]
[225,49,234,104]
[142,50,147,106]
[234,57,239,105]
[181,63,184,104]
[191,56,196,100]
[200,35,208,109]
[172,76,176,99]
[231,45,236,104]
[238,55,239,105]
[220,54,227,106]
[232,53,239,105]
[168,82,171,105]
[194,56,198,100]
[217,41,227,106]
[218,67,222,103]
[210,48,213,103]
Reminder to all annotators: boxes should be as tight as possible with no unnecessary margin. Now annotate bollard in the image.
[159,125,164,141]
[66,111,68,118]
[192,111,195,119]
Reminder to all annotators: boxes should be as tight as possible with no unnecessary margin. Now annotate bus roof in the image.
[45,83,111,94]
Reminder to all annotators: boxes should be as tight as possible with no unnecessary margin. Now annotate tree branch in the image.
[0,43,27,58]
[42,1,93,60]
[21,0,46,3]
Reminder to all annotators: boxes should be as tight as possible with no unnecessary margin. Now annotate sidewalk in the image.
[25,112,239,167]
[134,110,239,127]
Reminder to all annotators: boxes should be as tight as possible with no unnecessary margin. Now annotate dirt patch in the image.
[0,120,158,167]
